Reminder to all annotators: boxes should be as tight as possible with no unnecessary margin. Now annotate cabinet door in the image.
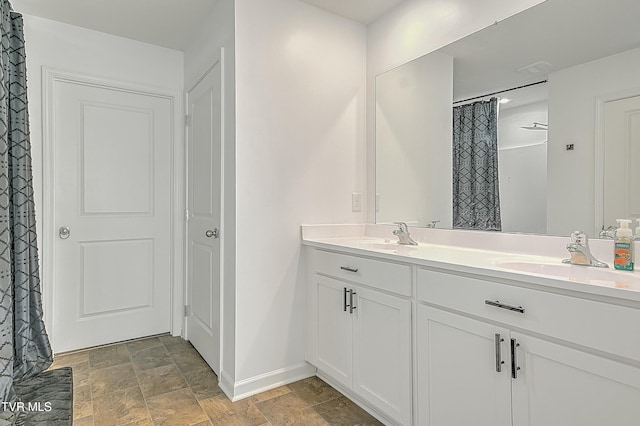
[313,275,353,388]
[352,286,412,425]
[511,333,640,426]
[417,306,512,426]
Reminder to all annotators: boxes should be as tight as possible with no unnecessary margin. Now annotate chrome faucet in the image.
[562,231,608,268]
[598,225,616,239]
[393,222,418,245]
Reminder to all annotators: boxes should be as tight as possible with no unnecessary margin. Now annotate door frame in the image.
[42,68,185,351]
[183,47,225,374]
[594,86,640,233]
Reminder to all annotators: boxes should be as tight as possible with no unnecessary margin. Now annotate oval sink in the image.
[497,261,640,290]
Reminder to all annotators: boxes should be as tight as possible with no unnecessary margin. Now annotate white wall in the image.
[547,47,640,236]
[22,15,184,341]
[376,51,453,227]
[498,100,548,150]
[184,0,235,89]
[233,0,366,393]
[183,0,238,393]
[498,101,548,233]
[365,0,546,222]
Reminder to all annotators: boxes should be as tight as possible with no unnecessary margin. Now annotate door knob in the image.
[59,226,71,240]
[205,228,219,238]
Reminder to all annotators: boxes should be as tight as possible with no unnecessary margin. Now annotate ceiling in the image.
[9,0,404,51]
[10,0,218,51]
[298,0,404,24]
[439,0,640,102]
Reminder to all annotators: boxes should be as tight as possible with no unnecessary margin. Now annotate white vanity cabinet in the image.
[417,306,512,425]
[417,268,640,426]
[306,248,413,425]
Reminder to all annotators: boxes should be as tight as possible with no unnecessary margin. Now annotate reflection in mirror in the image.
[375,0,640,237]
[376,52,453,229]
[495,83,548,234]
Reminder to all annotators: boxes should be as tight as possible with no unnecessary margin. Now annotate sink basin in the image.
[497,261,640,290]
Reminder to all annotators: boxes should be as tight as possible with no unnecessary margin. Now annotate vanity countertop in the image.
[302,225,640,303]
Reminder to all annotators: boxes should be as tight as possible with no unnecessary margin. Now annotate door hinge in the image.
[184,209,190,222]
[184,305,192,317]
[184,114,191,127]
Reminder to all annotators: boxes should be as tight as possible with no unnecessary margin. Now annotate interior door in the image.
[52,78,173,353]
[603,95,640,227]
[186,52,223,374]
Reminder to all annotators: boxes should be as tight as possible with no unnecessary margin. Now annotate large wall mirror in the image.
[376,0,640,237]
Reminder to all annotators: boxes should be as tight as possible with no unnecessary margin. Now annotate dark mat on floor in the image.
[12,367,73,425]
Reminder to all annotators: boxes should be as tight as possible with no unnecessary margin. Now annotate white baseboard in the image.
[220,362,316,402]
[218,369,235,400]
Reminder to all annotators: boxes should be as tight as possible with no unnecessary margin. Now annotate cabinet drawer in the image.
[418,268,640,362]
[311,249,411,297]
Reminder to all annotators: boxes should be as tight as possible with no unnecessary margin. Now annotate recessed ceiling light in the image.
[499,98,511,104]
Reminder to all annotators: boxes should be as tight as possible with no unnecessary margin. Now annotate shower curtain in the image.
[0,0,53,418]
[452,97,502,231]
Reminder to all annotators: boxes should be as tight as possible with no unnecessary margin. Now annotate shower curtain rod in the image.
[453,80,547,105]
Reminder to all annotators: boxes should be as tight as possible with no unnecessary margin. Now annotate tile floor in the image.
[49,335,383,425]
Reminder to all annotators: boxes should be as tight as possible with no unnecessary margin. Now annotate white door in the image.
[352,286,412,425]
[313,275,352,389]
[186,53,223,374]
[52,78,173,353]
[603,95,640,227]
[417,306,512,426]
[511,333,640,426]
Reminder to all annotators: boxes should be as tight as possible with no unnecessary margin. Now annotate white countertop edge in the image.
[301,223,633,262]
[302,237,640,304]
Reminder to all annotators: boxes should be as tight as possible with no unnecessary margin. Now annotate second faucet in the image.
[393,222,418,246]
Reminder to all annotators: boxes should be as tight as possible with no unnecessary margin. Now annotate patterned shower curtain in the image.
[452,97,502,231]
[0,0,53,415]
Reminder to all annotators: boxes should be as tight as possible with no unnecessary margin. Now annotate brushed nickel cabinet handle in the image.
[340,266,358,273]
[495,333,505,372]
[485,300,525,314]
[343,287,349,312]
[349,289,357,314]
[511,338,521,379]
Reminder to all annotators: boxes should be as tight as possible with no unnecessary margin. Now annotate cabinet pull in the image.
[343,287,349,312]
[495,334,505,372]
[340,266,359,273]
[510,338,521,379]
[485,300,525,314]
[349,289,357,314]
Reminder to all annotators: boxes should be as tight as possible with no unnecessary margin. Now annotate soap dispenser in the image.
[635,219,640,241]
[614,219,634,271]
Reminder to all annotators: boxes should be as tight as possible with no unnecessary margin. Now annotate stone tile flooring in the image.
[49,335,383,425]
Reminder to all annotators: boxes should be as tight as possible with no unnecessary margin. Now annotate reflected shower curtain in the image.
[452,98,502,230]
[0,0,53,417]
